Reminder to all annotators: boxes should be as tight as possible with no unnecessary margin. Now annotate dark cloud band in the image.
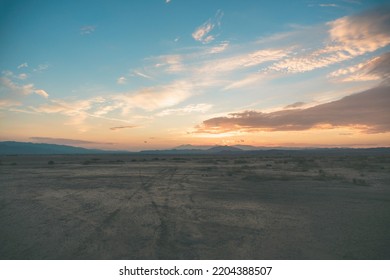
[197,83,390,134]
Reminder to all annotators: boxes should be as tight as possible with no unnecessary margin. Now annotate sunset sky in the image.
[1,0,389,151]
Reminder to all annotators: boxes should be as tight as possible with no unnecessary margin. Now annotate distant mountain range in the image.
[0,141,129,155]
[174,144,259,151]
[140,145,390,155]
[141,145,244,154]
[0,141,389,155]
[173,144,302,151]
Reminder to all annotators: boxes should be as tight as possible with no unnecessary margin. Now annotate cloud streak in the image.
[319,4,339,7]
[157,103,212,116]
[132,70,152,79]
[0,76,49,98]
[121,7,389,96]
[192,10,223,44]
[269,8,390,73]
[117,76,127,84]
[29,137,113,145]
[0,99,21,108]
[17,63,28,69]
[80,25,96,35]
[329,52,390,82]
[34,89,49,98]
[110,125,137,130]
[114,81,193,112]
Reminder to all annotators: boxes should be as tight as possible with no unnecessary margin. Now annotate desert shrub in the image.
[48,160,55,165]
[171,157,186,162]
[352,178,368,186]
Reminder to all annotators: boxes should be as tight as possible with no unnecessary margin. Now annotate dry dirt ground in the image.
[0,153,389,259]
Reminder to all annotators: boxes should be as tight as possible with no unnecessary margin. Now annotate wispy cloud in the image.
[319,3,339,7]
[33,64,49,72]
[327,9,390,54]
[284,102,306,109]
[80,25,96,35]
[0,76,48,98]
[328,52,390,82]
[132,70,152,79]
[0,99,21,108]
[194,48,289,90]
[154,54,184,73]
[157,103,213,116]
[110,125,137,130]
[192,10,223,44]
[268,8,390,73]
[196,84,390,134]
[130,8,389,97]
[199,48,290,75]
[32,97,134,132]
[0,77,34,95]
[117,76,127,84]
[27,80,195,131]
[223,73,265,90]
[34,89,49,98]
[17,62,28,69]
[114,80,193,112]
[18,73,28,80]
[33,99,94,126]
[208,41,229,54]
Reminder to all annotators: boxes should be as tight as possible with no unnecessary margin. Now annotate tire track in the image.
[72,166,175,258]
[73,164,201,259]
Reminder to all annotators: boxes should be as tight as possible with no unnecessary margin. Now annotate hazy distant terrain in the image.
[0,152,389,259]
[0,141,128,155]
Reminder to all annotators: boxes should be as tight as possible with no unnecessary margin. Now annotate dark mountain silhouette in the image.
[0,141,129,155]
[174,144,214,150]
[206,145,242,153]
[232,144,262,151]
[1,141,389,155]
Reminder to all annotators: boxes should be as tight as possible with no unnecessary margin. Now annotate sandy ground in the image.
[0,153,389,259]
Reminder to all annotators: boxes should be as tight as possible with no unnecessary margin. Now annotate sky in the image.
[0,0,389,151]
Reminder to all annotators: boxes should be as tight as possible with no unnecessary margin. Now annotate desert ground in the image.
[0,153,389,259]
